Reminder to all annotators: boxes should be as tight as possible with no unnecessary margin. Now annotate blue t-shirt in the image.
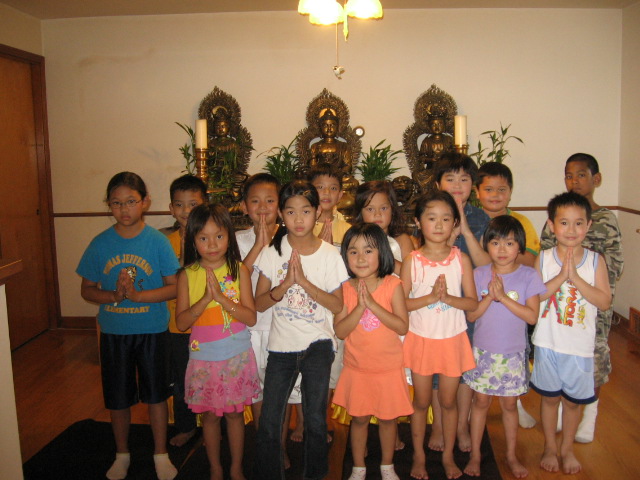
[76,225,180,335]
[453,203,490,267]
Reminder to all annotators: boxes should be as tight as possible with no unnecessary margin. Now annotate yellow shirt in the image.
[312,209,351,248]
[166,229,190,333]
[509,209,540,257]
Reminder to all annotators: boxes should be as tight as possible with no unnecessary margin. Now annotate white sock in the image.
[517,399,536,428]
[348,466,366,480]
[575,399,599,443]
[154,453,178,480]
[380,463,400,480]
[106,452,130,480]
[556,402,563,432]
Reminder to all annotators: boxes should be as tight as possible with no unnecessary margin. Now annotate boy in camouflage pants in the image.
[539,153,623,443]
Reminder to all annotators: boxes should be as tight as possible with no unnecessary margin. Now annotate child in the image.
[77,172,179,480]
[400,191,478,480]
[532,192,611,474]
[235,173,281,427]
[540,153,623,443]
[166,174,207,447]
[353,180,414,273]
[310,162,352,248]
[176,204,260,480]
[475,161,541,429]
[253,180,349,480]
[333,223,413,480]
[433,152,491,452]
[462,216,546,479]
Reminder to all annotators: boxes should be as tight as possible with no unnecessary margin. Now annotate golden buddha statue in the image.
[419,108,453,167]
[209,107,240,160]
[310,108,353,178]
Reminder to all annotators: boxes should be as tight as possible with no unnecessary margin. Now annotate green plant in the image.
[176,122,196,174]
[355,140,402,182]
[470,123,524,166]
[262,138,300,184]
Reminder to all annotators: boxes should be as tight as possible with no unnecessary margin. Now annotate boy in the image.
[475,162,540,267]
[532,192,611,474]
[540,153,623,443]
[433,152,490,453]
[475,161,542,429]
[309,163,351,248]
[166,174,207,447]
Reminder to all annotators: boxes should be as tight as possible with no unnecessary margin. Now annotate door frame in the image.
[0,43,60,333]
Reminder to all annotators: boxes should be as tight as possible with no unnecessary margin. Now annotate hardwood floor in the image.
[12,328,640,479]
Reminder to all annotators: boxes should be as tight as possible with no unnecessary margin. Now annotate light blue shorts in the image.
[530,346,596,404]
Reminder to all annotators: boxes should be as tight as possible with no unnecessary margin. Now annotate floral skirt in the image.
[185,348,261,416]
[463,347,528,396]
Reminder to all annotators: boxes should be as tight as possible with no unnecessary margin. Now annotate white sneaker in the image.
[575,400,598,443]
[517,399,536,428]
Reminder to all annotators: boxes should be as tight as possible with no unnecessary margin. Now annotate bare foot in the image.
[540,448,559,472]
[327,431,334,444]
[442,455,462,479]
[290,426,303,443]
[395,439,405,451]
[169,429,196,447]
[561,451,582,475]
[456,427,471,453]
[284,451,291,471]
[506,455,529,478]
[410,453,429,479]
[463,454,481,477]
[428,427,444,452]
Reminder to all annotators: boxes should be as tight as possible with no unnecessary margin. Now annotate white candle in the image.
[454,115,467,145]
[195,119,208,149]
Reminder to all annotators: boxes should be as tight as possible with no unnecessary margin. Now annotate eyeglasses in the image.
[109,199,142,209]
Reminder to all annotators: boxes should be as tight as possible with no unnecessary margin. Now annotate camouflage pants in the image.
[594,307,613,388]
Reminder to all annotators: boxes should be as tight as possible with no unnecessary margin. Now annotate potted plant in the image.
[262,137,300,184]
[470,123,523,166]
[176,122,197,174]
[355,140,402,182]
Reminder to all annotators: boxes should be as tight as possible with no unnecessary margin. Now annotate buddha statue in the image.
[310,108,353,178]
[209,108,240,160]
[419,108,453,168]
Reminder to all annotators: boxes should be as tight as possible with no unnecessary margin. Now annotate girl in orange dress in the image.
[333,223,413,480]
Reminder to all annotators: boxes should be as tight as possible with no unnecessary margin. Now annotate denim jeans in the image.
[254,339,335,480]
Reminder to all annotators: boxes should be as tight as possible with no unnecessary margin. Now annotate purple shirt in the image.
[472,264,546,354]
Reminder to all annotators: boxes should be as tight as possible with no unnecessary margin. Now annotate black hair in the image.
[341,223,395,279]
[105,171,147,202]
[308,163,343,189]
[413,191,460,245]
[434,151,479,184]
[242,173,281,202]
[476,162,513,189]
[169,174,208,202]
[270,180,320,256]
[483,215,526,254]
[353,180,406,238]
[565,153,599,175]
[183,203,241,280]
[547,191,592,222]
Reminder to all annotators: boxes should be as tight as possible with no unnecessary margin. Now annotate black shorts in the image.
[100,331,171,410]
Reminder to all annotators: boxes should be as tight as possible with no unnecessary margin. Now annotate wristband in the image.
[269,286,284,303]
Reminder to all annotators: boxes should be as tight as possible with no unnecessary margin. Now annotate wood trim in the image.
[59,316,97,330]
[0,259,23,286]
[617,206,640,215]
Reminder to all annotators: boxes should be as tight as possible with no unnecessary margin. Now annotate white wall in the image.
[0,3,42,55]
[616,2,640,318]
[41,9,623,317]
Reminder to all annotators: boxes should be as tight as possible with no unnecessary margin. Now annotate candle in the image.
[454,115,467,145]
[195,119,208,149]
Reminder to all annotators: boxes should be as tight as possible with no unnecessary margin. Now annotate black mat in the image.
[341,423,503,479]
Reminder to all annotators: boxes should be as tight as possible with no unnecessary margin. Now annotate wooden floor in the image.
[12,328,640,479]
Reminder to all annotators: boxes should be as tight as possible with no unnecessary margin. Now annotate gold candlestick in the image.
[195,148,209,186]
[454,144,469,155]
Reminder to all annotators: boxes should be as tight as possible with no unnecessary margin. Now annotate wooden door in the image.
[0,46,58,349]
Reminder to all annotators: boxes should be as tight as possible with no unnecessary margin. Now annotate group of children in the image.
[77,151,622,480]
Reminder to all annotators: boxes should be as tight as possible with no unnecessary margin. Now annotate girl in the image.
[400,191,478,480]
[333,223,413,480]
[253,180,349,480]
[354,180,415,273]
[176,204,260,480]
[463,216,546,479]
[77,172,180,480]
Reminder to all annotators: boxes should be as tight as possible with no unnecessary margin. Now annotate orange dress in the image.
[332,276,413,420]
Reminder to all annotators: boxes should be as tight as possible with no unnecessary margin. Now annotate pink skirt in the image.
[403,331,475,378]
[185,348,261,416]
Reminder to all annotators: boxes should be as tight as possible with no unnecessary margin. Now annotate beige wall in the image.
[0,3,42,55]
[616,2,640,317]
[40,9,623,317]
